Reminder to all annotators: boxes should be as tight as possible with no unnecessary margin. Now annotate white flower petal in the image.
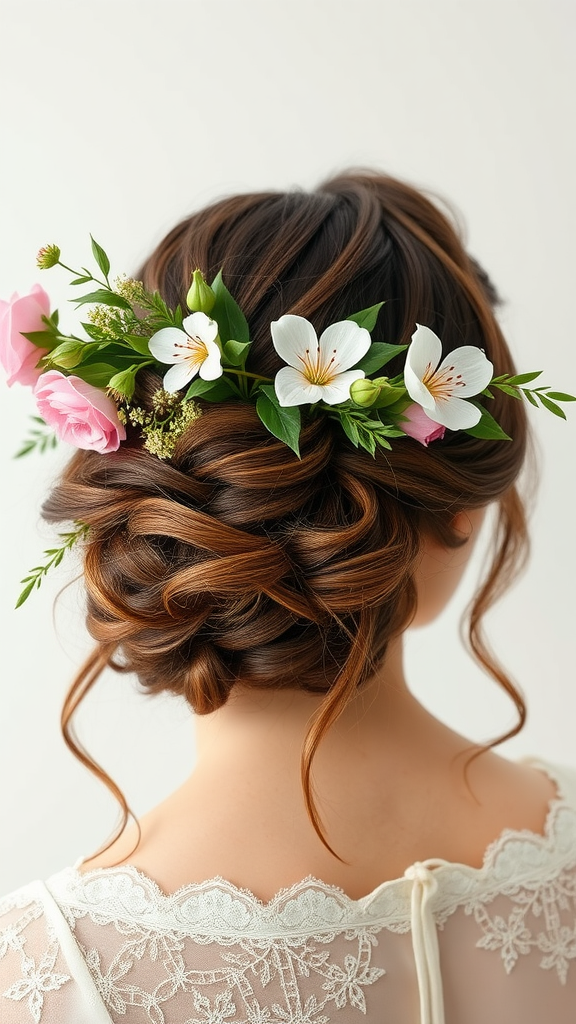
[162,361,197,393]
[437,346,493,397]
[405,324,442,380]
[183,311,219,344]
[199,340,223,380]
[270,315,319,369]
[429,395,482,430]
[148,327,188,365]
[320,370,366,405]
[318,321,371,373]
[404,373,436,412]
[274,366,323,406]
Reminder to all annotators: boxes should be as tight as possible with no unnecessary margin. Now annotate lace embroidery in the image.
[0,891,70,1022]
[73,924,385,1022]
[49,869,412,937]
[469,867,576,982]
[2,760,576,1022]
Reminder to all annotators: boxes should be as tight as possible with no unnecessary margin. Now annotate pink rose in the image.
[34,371,126,453]
[0,284,51,386]
[402,403,446,446]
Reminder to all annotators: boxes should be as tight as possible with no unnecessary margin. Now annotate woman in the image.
[1,172,575,1023]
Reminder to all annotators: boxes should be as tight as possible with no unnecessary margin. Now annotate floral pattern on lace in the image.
[60,886,386,1024]
[469,868,576,982]
[0,890,70,1022]
[2,760,576,1022]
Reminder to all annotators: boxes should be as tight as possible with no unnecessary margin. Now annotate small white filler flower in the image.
[404,324,493,429]
[271,314,371,407]
[148,312,222,393]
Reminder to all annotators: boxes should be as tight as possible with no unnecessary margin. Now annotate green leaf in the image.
[125,334,152,356]
[81,341,137,361]
[504,371,542,386]
[493,382,522,399]
[185,376,238,401]
[15,579,37,608]
[14,442,36,458]
[357,424,376,456]
[346,302,385,332]
[545,392,576,402]
[339,413,360,447]
[73,289,132,311]
[20,330,59,351]
[210,271,250,344]
[223,339,251,366]
[75,362,118,387]
[70,275,93,286]
[80,322,111,342]
[90,235,111,278]
[355,343,407,375]
[465,404,512,440]
[371,419,406,437]
[522,388,539,407]
[14,418,58,458]
[256,389,301,456]
[46,310,59,330]
[539,394,566,419]
[136,290,173,323]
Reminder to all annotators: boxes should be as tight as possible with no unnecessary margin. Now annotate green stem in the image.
[57,261,110,291]
[226,369,272,382]
[57,260,81,276]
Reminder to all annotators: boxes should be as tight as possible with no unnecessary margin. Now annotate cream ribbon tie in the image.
[404,859,446,1024]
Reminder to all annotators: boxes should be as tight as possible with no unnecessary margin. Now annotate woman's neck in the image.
[193,635,419,769]
[79,632,556,901]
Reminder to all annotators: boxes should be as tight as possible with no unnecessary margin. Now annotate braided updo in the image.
[43,172,529,850]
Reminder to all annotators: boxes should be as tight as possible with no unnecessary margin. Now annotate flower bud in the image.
[36,244,61,270]
[186,269,216,314]
[107,367,137,401]
[371,378,407,409]
[48,340,86,369]
[349,378,382,407]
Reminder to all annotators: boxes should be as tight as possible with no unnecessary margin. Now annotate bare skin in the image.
[80,510,556,901]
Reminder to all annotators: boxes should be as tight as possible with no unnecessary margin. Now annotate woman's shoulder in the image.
[2,758,576,921]
[1,759,575,1023]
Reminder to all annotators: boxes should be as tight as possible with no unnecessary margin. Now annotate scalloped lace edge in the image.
[41,759,576,937]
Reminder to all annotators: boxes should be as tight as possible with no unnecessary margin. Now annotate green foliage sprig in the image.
[16,523,89,608]
[15,416,58,458]
[485,373,576,419]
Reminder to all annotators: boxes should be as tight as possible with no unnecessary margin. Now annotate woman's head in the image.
[43,172,530,850]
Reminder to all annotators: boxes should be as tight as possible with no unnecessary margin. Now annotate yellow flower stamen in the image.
[422,361,465,401]
[298,346,339,386]
[175,334,210,368]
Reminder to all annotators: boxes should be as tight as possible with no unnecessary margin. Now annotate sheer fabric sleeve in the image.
[0,881,112,1023]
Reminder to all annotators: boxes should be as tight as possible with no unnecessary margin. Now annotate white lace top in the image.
[1,760,576,1024]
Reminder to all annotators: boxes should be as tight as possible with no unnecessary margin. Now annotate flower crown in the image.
[2,238,574,604]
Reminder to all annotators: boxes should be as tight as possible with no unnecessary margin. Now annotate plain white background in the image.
[0,0,574,894]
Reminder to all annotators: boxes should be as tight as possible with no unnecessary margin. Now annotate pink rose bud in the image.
[34,370,126,453]
[0,284,51,387]
[402,403,446,446]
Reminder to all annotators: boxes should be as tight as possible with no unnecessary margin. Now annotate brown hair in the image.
[43,172,529,855]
